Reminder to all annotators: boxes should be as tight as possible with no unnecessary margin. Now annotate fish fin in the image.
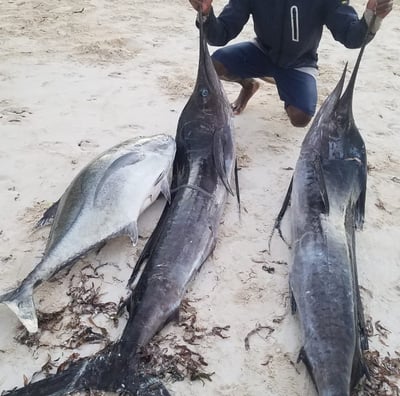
[94,152,144,203]
[127,237,153,290]
[234,159,241,218]
[160,175,172,204]
[290,286,297,315]
[355,174,366,230]
[154,170,171,203]
[213,126,234,195]
[355,282,369,353]
[357,299,369,352]
[126,222,139,246]
[268,177,293,253]
[0,286,38,333]
[166,308,180,324]
[350,344,370,390]
[34,199,60,229]
[297,347,317,387]
[2,345,171,396]
[314,156,329,215]
[127,208,165,289]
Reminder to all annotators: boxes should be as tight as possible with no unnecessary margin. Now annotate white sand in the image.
[0,0,399,395]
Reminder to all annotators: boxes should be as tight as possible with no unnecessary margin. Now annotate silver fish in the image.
[0,134,176,333]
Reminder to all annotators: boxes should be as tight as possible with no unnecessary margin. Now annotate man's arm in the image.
[189,0,251,47]
[325,0,393,49]
[364,0,393,33]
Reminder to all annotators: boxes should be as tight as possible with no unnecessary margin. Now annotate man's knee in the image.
[286,105,312,128]
[212,58,230,78]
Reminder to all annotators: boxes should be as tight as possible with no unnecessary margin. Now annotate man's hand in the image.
[189,0,212,16]
[366,0,393,19]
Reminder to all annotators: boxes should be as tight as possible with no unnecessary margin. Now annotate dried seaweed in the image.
[139,340,213,384]
[244,324,274,351]
[137,299,229,385]
[353,350,400,395]
[14,263,120,380]
[353,320,400,395]
[64,327,108,349]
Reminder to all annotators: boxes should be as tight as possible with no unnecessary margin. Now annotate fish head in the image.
[133,134,176,205]
[302,64,347,150]
[186,46,229,125]
[95,133,176,195]
[142,134,176,160]
[125,134,176,175]
[302,62,365,164]
[127,134,175,157]
[324,32,368,163]
[325,72,366,164]
[176,15,231,152]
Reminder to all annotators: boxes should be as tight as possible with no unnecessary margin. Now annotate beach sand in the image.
[0,0,399,395]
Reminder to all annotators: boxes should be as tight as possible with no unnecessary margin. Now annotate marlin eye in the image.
[200,88,209,97]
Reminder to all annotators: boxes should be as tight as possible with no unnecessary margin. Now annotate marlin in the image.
[3,10,236,396]
[271,24,373,396]
[0,134,176,333]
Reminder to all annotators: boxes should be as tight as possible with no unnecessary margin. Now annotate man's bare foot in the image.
[231,79,260,115]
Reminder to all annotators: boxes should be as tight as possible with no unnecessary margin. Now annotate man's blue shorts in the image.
[212,41,317,116]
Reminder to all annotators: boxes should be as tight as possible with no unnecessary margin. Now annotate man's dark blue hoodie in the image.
[203,0,372,69]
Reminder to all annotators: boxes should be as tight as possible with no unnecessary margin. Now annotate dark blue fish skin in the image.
[2,11,235,396]
[272,26,371,396]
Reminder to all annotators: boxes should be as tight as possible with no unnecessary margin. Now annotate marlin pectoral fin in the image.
[290,286,297,315]
[268,177,293,252]
[350,344,370,390]
[126,222,139,246]
[314,157,329,215]
[234,159,241,215]
[355,283,369,351]
[298,347,316,386]
[350,301,370,387]
[35,199,60,229]
[355,178,366,230]
[94,152,143,202]
[213,126,234,195]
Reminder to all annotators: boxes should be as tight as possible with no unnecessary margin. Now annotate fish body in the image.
[4,11,235,396]
[0,134,176,333]
[270,31,373,394]
[287,46,369,395]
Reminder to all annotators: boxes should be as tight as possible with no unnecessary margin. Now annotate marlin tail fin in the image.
[3,345,170,396]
